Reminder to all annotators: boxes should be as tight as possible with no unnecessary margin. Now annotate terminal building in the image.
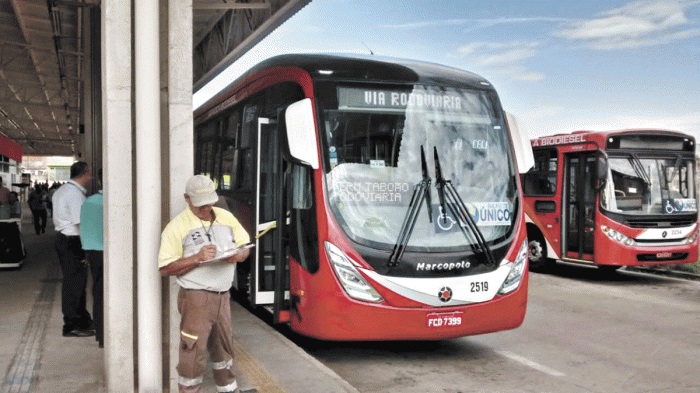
[0,1,313,391]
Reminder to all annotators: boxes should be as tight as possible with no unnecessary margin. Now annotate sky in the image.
[193,0,700,141]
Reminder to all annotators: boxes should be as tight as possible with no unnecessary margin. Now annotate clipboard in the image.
[199,243,255,264]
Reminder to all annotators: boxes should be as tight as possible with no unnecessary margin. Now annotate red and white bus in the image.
[193,53,533,340]
[522,129,699,272]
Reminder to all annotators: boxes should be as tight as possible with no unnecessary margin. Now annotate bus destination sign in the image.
[532,133,586,147]
[338,87,464,112]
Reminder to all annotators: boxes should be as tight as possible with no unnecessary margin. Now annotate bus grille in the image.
[637,252,688,262]
[635,238,687,245]
[625,218,696,228]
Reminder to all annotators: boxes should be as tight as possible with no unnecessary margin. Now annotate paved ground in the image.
[302,264,700,392]
[0,206,357,393]
[4,203,698,393]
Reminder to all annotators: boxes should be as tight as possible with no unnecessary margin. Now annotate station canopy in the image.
[0,0,309,157]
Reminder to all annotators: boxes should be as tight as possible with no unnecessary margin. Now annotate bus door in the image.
[252,117,289,323]
[563,152,596,261]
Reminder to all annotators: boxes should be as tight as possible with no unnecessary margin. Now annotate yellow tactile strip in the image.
[232,338,286,393]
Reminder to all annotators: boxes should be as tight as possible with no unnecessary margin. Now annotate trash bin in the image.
[0,219,26,268]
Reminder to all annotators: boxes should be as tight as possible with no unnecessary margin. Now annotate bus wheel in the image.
[528,237,550,271]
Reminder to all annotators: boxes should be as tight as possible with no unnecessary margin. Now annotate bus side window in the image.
[211,119,225,188]
[195,120,218,176]
[220,110,241,191]
[522,149,557,196]
[235,103,259,191]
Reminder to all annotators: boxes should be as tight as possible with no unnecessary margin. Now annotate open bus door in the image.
[564,152,596,262]
[251,99,319,326]
[252,117,289,324]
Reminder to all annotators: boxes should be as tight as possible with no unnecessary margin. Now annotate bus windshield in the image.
[318,84,517,251]
[601,155,697,215]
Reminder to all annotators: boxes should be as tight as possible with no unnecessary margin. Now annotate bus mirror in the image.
[506,112,534,174]
[285,98,319,169]
[593,150,608,191]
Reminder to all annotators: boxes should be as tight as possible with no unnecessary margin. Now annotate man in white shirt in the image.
[53,161,95,337]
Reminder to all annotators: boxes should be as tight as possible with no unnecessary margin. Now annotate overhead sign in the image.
[0,134,22,162]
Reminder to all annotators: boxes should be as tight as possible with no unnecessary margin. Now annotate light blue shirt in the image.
[80,191,103,251]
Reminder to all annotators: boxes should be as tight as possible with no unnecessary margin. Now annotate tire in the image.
[528,235,552,271]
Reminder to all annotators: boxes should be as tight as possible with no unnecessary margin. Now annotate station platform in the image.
[0,206,358,393]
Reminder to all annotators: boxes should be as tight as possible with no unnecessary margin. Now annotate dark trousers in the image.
[54,233,92,332]
[31,209,47,234]
[87,250,104,346]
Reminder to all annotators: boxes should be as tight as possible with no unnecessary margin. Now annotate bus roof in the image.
[531,129,694,148]
[250,53,493,88]
[197,53,498,118]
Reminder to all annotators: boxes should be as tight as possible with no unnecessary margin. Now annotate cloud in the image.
[381,19,469,29]
[477,47,537,66]
[382,17,568,30]
[457,42,544,82]
[382,16,567,83]
[556,0,700,49]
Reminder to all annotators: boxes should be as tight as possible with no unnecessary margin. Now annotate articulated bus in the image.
[193,53,534,340]
[522,129,699,272]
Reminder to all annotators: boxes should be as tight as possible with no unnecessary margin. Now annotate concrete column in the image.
[135,0,163,391]
[80,7,94,182]
[166,1,194,390]
[101,0,134,391]
[85,6,102,191]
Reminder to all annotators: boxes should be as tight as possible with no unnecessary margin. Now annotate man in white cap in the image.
[159,175,255,393]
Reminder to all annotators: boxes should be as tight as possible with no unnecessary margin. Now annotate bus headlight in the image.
[325,242,383,303]
[686,228,700,244]
[601,225,635,246]
[498,239,528,295]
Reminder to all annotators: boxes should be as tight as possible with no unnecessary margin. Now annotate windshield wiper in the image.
[628,153,651,185]
[665,154,683,185]
[657,154,684,199]
[387,146,433,268]
[433,146,496,266]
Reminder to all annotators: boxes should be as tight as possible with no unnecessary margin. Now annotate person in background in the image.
[8,191,21,218]
[53,161,94,337]
[158,175,256,393]
[0,177,10,205]
[80,168,104,348]
[47,182,60,217]
[28,185,48,234]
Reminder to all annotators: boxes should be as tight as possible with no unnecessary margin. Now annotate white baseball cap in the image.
[185,175,218,207]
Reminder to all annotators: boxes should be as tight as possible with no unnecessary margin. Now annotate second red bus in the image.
[522,129,698,272]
